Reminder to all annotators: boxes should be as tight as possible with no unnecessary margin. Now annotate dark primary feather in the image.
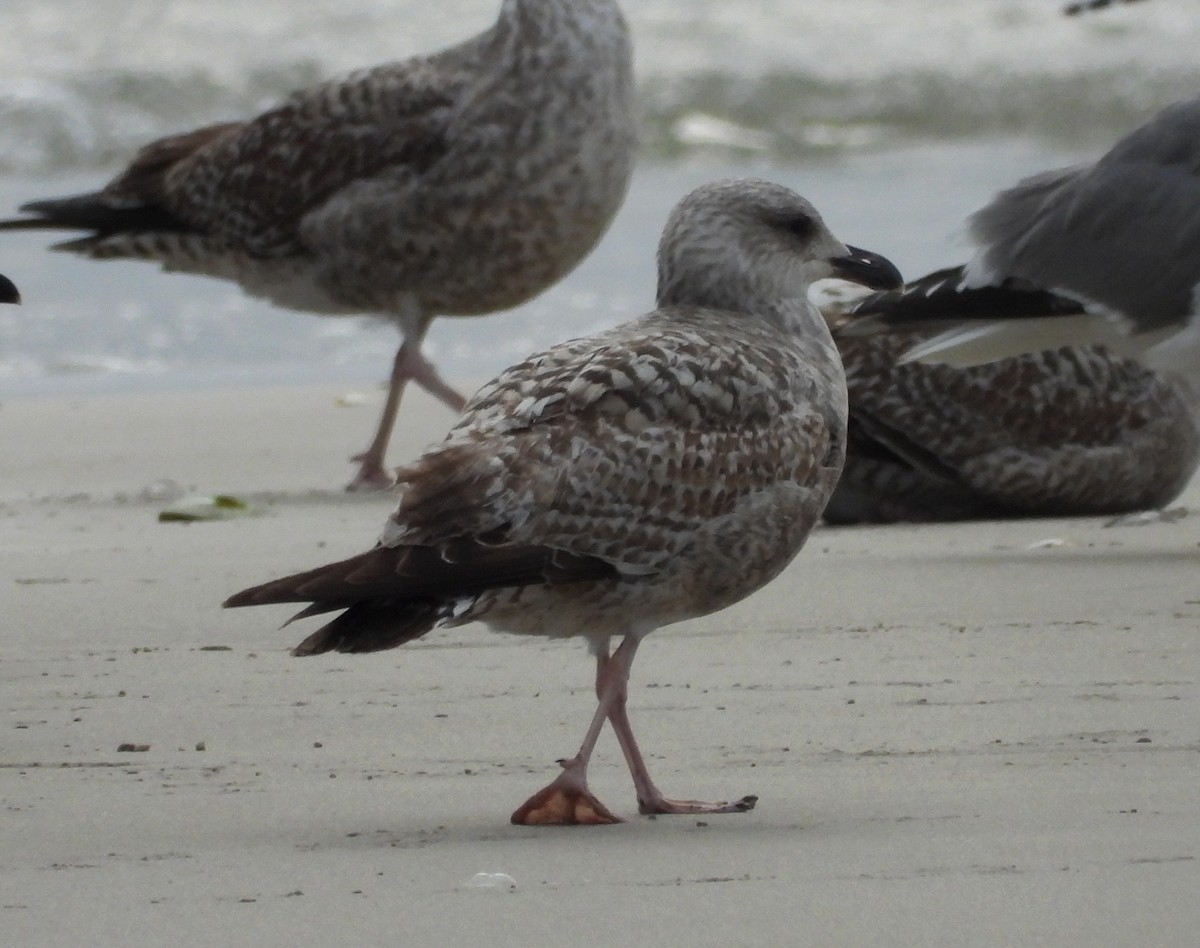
[0,124,239,241]
[288,599,446,656]
[1063,0,1149,18]
[846,408,962,486]
[224,536,618,655]
[0,273,19,303]
[842,265,1086,335]
[3,194,192,243]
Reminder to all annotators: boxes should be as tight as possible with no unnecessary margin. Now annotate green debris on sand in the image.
[158,494,259,523]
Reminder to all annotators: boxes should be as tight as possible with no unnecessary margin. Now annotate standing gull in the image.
[0,0,636,490]
[842,94,1200,390]
[224,179,902,825]
[823,327,1199,524]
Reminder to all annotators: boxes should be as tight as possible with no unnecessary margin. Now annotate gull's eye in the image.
[782,214,815,242]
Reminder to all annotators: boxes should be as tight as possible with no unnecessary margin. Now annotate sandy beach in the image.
[3,381,1199,947]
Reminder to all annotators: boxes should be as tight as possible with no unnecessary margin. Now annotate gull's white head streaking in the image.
[657,179,902,319]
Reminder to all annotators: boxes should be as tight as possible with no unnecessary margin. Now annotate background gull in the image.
[1063,0,1150,15]
[0,0,636,490]
[823,328,1200,524]
[224,178,902,825]
[842,93,1200,393]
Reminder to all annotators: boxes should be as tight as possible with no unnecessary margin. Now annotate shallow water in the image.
[1,0,1197,173]
[1,141,1089,397]
[0,0,1194,395]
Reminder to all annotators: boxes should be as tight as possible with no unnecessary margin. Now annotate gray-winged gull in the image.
[823,326,1199,523]
[843,94,1200,392]
[0,0,636,490]
[0,273,17,304]
[224,178,902,825]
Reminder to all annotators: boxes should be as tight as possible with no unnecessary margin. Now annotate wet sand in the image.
[3,382,1199,946]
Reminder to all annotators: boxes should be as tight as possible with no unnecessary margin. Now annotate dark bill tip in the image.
[829,246,903,293]
[0,273,19,304]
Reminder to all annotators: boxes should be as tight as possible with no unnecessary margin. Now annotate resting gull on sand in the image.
[0,0,636,490]
[225,178,902,825]
[823,327,1199,523]
[843,94,1200,392]
[0,273,17,304]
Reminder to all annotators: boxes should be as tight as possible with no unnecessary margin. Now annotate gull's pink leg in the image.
[510,637,638,826]
[348,337,467,492]
[405,348,468,413]
[600,640,757,816]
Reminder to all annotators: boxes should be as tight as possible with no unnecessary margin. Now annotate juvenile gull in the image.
[823,327,1200,523]
[0,0,636,490]
[224,179,902,825]
[843,94,1200,390]
[0,273,17,304]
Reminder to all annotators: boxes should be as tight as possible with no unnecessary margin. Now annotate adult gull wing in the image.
[226,178,902,825]
[842,95,1200,387]
[0,0,636,490]
[0,273,18,304]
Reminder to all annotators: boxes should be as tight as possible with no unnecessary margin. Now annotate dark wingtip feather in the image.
[290,599,446,656]
[222,551,377,609]
[226,540,619,655]
[225,567,446,657]
[0,273,19,304]
[0,192,188,238]
[838,265,1087,338]
[1063,0,1148,16]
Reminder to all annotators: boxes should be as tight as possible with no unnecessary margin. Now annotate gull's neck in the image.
[495,0,627,47]
[657,259,827,338]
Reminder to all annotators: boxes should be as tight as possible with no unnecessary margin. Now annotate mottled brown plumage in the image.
[226,178,902,824]
[0,0,636,489]
[825,327,1200,524]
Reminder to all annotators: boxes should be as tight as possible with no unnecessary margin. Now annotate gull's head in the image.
[656,178,901,313]
[0,273,19,305]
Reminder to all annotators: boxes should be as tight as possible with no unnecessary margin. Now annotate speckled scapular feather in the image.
[226,179,902,824]
[825,328,1200,524]
[1,0,637,488]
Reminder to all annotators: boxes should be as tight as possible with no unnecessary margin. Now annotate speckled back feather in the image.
[826,329,1200,522]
